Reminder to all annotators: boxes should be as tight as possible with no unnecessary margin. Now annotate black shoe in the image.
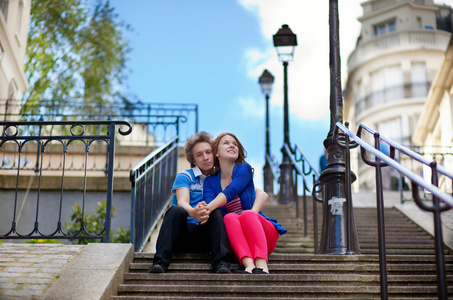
[234,269,251,274]
[148,264,165,273]
[252,267,269,274]
[215,264,231,274]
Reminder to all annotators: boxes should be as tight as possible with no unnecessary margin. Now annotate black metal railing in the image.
[334,121,453,299]
[129,136,179,252]
[0,101,188,173]
[0,99,197,146]
[283,143,322,253]
[0,120,132,242]
[265,153,280,193]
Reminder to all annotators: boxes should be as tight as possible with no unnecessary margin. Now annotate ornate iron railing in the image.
[0,120,132,242]
[0,99,197,146]
[129,136,179,252]
[0,99,191,173]
[334,121,453,299]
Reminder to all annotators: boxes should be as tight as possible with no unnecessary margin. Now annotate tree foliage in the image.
[24,0,131,111]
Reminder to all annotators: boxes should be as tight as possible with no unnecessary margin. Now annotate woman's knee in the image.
[239,210,259,220]
[224,212,240,223]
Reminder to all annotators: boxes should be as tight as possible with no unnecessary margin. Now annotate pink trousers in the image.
[224,210,279,263]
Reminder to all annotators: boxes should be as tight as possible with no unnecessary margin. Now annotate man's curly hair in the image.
[184,131,213,167]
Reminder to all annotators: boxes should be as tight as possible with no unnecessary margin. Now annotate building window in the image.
[370,65,404,105]
[416,17,422,29]
[411,62,428,97]
[377,117,402,143]
[374,19,397,36]
[0,0,8,21]
[8,79,18,99]
[15,1,23,33]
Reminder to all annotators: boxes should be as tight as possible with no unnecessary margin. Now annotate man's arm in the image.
[175,187,208,223]
[251,188,268,213]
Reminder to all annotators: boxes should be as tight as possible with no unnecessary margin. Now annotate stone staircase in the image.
[112,198,453,299]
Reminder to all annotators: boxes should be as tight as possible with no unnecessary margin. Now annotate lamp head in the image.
[258,69,274,95]
[273,24,297,62]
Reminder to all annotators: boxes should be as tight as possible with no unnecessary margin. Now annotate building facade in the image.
[0,0,30,116]
[343,0,452,189]
[412,36,453,191]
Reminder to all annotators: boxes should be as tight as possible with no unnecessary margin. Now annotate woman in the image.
[203,132,287,274]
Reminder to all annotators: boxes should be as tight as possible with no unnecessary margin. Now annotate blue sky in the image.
[108,0,453,189]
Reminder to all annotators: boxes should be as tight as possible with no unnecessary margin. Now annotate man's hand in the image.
[190,201,210,224]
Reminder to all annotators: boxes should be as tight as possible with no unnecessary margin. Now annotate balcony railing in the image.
[354,82,430,117]
[348,30,451,72]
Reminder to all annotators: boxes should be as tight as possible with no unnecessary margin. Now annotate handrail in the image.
[358,123,453,182]
[283,143,321,251]
[347,124,453,206]
[265,153,279,182]
[130,136,179,252]
[334,121,452,299]
[295,144,320,178]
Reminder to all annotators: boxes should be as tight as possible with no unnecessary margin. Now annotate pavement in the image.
[0,189,452,299]
[0,243,133,300]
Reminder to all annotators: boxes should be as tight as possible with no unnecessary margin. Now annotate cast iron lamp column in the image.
[259,69,275,194]
[273,24,297,204]
[318,0,360,255]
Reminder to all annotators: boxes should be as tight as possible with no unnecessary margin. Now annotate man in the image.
[148,131,232,273]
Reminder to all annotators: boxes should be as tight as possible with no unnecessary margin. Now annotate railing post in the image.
[430,162,448,300]
[318,0,360,255]
[103,122,116,243]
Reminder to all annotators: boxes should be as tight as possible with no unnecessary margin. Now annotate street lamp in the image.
[318,0,360,255]
[259,69,275,195]
[273,24,297,204]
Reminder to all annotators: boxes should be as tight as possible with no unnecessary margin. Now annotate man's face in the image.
[192,142,214,175]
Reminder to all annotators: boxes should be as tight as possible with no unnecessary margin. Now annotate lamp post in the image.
[259,69,275,195]
[318,0,360,255]
[273,24,297,204]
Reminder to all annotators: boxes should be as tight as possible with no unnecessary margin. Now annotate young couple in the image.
[148,131,287,274]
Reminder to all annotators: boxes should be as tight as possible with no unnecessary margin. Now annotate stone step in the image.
[120,273,453,285]
[128,262,453,274]
[114,283,451,299]
[133,252,453,263]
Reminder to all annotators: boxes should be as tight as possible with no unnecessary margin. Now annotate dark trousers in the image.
[153,205,230,271]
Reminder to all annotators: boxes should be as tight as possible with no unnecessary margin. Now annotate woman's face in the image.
[217,134,239,162]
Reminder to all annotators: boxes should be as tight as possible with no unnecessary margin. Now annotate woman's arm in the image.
[251,187,268,213]
[206,163,253,212]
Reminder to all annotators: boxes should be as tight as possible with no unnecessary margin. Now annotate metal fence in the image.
[0,120,132,242]
[129,136,179,252]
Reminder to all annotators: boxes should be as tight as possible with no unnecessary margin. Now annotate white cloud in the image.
[238,0,453,120]
[235,0,370,120]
